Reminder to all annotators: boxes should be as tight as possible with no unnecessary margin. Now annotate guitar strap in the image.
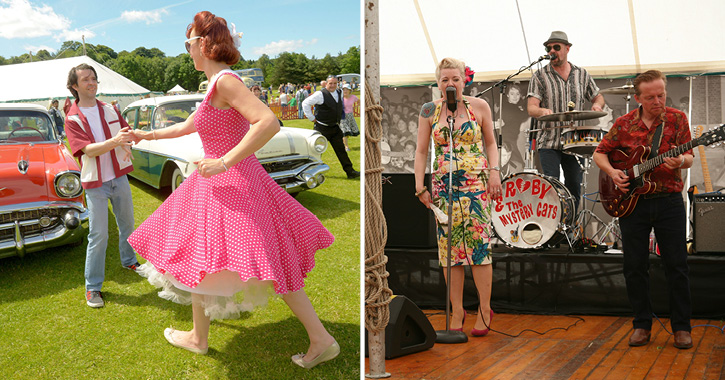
[649,122,665,159]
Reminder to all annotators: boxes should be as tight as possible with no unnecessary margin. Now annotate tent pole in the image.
[627,0,642,74]
[365,1,392,378]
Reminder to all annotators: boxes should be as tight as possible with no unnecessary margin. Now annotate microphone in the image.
[539,53,556,61]
[446,86,457,113]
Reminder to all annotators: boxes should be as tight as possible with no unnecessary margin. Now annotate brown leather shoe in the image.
[628,328,651,346]
[673,330,693,349]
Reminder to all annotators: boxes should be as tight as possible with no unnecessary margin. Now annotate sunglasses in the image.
[545,44,562,52]
[185,36,201,52]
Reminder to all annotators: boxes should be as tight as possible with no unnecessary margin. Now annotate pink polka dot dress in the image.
[128,70,334,319]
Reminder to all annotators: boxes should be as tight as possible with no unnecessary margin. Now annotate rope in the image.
[364,80,393,333]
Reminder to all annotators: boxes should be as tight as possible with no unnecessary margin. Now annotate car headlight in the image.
[55,172,83,198]
[313,135,328,153]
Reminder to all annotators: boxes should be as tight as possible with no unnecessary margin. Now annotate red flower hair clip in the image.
[464,66,475,87]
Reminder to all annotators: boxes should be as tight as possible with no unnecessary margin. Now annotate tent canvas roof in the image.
[167,84,186,93]
[0,55,150,102]
[379,0,725,86]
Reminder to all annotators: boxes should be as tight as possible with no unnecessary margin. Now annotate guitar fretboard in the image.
[638,140,697,173]
[696,126,714,193]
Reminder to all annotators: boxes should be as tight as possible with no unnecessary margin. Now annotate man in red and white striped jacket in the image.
[65,63,141,309]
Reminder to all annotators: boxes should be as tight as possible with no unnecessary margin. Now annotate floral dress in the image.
[431,99,493,266]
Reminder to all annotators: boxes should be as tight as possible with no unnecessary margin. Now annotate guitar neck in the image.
[693,125,714,193]
[638,140,697,173]
[697,145,714,192]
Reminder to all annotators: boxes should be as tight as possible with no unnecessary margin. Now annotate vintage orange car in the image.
[0,103,88,259]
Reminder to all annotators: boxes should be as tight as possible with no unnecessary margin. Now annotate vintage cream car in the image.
[0,103,88,258]
[122,94,329,194]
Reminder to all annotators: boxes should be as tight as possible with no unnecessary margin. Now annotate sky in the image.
[0,0,360,61]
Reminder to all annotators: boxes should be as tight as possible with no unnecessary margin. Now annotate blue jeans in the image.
[538,149,583,209]
[84,175,137,291]
[618,193,691,332]
[298,104,305,119]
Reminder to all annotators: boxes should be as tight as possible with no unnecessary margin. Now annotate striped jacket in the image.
[527,62,600,150]
[65,100,133,189]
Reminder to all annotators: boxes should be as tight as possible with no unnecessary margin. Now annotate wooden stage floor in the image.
[364,311,725,379]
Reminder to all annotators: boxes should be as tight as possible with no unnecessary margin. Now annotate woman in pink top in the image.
[340,84,360,151]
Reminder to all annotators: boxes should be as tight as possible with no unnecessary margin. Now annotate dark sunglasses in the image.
[545,44,562,52]
[185,36,201,52]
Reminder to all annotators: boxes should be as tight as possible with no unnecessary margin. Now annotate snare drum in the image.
[491,172,575,249]
[561,127,606,155]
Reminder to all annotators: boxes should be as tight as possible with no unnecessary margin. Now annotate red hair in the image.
[186,11,240,65]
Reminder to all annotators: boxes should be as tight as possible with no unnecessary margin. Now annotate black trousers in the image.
[314,122,354,175]
[618,193,691,332]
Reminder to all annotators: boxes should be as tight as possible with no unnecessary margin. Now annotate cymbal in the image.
[600,84,635,95]
[537,110,608,122]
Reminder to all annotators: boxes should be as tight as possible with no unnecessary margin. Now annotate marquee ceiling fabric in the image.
[0,55,150,102]
[379,0,725,86]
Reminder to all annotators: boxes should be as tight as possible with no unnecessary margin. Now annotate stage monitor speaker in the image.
[693,194,725,254]
[382,173,436,248]
[365,295,436,359]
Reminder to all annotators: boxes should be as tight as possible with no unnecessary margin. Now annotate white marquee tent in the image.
[0,55,150,108]
[167,84,187,94]
[379,0,725,86]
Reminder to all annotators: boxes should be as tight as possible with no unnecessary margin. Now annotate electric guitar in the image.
[600,124,725,218]
[694,125,714,193]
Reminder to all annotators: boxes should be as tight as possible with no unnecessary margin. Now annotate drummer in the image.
[527,31,605,210]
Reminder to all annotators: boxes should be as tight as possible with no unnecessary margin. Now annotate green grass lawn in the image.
[0,119,361,380]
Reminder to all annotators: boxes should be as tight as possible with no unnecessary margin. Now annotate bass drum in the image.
[491,172,575,249]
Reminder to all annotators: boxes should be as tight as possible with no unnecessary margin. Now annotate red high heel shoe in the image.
[450,312,466,332]
[471,310,494,337]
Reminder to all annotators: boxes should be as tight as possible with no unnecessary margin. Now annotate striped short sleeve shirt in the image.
[527,63,600,149]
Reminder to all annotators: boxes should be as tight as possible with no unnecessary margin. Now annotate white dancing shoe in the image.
[164,327,208,355]
[291,340,340,369]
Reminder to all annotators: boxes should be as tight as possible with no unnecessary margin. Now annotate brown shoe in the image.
[673,330,693,349]
[628,328,651,346]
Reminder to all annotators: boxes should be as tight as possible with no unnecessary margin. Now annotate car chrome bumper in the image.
[267,161,331,194]
[0,201,89,259]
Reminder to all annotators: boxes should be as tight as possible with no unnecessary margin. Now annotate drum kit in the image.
[491,86,631,252]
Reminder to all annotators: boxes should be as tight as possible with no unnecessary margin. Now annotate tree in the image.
[316,53,340,80]
[34,50,53,61]
[164,54,202,92]
[0,41,361,94]
[131,47,165,59]
[340,46,360,74]
[254,54,272,86]
[55,41,84,59]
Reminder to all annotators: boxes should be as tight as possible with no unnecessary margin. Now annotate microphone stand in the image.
[474,56,549,173]
[435,110,468,344]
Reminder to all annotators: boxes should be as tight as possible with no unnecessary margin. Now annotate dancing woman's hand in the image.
[194,158,227,178]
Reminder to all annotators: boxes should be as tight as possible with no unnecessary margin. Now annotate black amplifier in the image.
[693,193,725,254]
[694,193,725,203]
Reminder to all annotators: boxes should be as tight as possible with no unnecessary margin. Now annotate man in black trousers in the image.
[302,74,360,179]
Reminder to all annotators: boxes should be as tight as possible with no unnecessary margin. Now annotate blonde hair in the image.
[435,57,466,81]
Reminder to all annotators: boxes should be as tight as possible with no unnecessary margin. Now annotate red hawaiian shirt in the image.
[595,106,693,193]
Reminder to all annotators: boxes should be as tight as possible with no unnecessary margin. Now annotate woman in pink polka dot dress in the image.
[127,11,339,368]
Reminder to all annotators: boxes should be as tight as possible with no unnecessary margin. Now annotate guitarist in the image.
[593,70,694,350]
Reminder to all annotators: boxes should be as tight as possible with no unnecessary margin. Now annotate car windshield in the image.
[0,110,57,143]
[154,100,200,130]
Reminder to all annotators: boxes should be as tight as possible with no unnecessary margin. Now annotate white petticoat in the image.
[137,263,276,320]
